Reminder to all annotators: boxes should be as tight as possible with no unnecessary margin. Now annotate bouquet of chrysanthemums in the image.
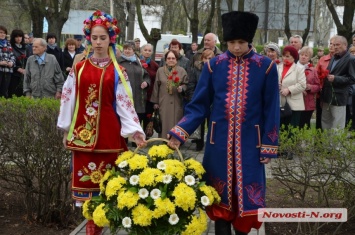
[82,139,221,235]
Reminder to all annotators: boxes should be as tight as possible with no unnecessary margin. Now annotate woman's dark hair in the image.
[10,29,25,47]
[164,50,179,61]
[46,32,57,42]
[0,25,7,35]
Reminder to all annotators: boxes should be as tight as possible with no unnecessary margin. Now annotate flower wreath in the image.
[83,10,120,45]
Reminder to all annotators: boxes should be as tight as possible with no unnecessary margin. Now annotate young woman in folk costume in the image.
[57,10,146,234]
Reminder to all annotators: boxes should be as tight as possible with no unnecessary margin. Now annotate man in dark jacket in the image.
[321,35,355,129]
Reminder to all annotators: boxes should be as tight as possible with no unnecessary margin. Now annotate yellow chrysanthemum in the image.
[209,186,221,203]
[199,185,215,205]
[131,204,153,226]
[92,203,110,227]
[164,159,186,180]
[147,144,174,160]
[90,170,103,184]
[152,198,176,219]
[117,190,140,209]
[99,170,112,192]
[127,154,148,170]
[115,150,134,165]
[172,182,196,211]
[138,168,163,187]
[82,200,92,220]
[105,176,127,199]
[184,158,205,179]
[79,129,92,141]
[182,208,208,235]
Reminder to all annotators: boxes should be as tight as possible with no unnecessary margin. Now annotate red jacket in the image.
[304,65,320,110]
[316,54,332,88]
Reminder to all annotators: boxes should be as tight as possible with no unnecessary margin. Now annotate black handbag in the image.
[280,100,292,118]
[152,109,162,133]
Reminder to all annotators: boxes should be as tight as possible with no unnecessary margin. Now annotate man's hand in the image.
[168,136,181,149]
[327,74,335,83]
[260,157,271,164]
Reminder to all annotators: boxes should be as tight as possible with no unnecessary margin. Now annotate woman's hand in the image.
[154,104,159,110]
[177,86,183,93]
[133,132,147,148]
[141,81,148,89]
[63,132,68,148]
[168,136,181,149]
[280,88,290,96]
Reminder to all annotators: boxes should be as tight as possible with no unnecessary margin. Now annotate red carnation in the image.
[305,71,309,76]
[308,63,313,68]
[174,77,179,83]
[324,69,330,77]
[172,70,178,75]
[168,76,173,80]
[142,63,148,69]
[275,59,280,64]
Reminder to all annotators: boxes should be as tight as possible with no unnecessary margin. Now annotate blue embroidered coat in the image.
[169,48,279,217]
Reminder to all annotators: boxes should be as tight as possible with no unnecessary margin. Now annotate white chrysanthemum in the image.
[184,175,196,186]
[88,162,96,170]
[157,161,166,170]
[122,217,132,228]
[201,195,210,206]
[168,214,179,225]
[162,174,172,184]
[129,175,139,185]
[138,188,149,199]
[150,189,161,200]
[118,161,128,168]
[86,107,97,116]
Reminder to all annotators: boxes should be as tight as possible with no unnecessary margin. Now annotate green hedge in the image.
[0,97,77,227]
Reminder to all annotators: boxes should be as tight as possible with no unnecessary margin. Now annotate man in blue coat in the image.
[168,11,280,235]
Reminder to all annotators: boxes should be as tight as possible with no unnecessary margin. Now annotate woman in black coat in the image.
[63,38,77,79]
[9,29,26,97]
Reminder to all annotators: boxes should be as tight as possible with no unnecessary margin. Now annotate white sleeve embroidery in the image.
[116,74,145,138]
[57,71,76,132]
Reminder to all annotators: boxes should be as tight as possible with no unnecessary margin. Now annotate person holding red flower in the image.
[0,25,16,98]
[140,43,159,134]
[151,50,188,139]
[297,46,320,128]
[315,38,335,129]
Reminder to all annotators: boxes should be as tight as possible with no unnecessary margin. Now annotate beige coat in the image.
[150,66,188,138]
[278,63,306,111]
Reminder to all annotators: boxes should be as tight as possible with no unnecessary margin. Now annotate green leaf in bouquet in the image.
[128,187,138,193]
[79,175,91,182]
[145,197,153,208]
[161,191,167,199]
[198,181,206,187]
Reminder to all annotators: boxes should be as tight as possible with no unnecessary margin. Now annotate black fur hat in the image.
[222,11,259,43]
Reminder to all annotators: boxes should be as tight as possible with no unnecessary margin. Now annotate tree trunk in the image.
[216,0,226,51]
[238,0,245,11]
[181,0,199,44]
[27,0,45,38]
[301,0,313,47]
[325,0,355,43]
[201,0,216,49]
[284,0,291,42]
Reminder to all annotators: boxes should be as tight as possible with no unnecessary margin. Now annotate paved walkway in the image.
[70,134,269,235]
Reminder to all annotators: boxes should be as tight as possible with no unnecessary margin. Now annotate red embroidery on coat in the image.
[267,126,278,143]
[61,87,72,104]
[245,183,265,207]
[210,177,226,195]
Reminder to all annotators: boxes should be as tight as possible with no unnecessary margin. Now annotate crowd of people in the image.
[264,34,355,131]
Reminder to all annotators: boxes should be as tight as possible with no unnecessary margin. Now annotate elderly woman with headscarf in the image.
[266,42,281,63]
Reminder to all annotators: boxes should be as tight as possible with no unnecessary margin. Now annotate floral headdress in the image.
[83,10,120,45]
